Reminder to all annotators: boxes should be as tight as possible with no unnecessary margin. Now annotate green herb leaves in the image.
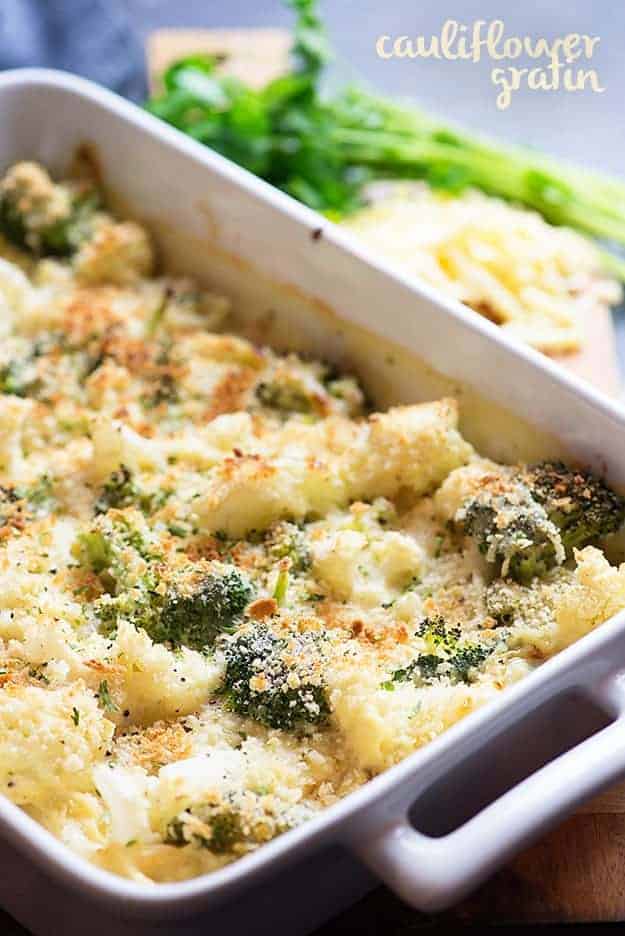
[146,0,625,270]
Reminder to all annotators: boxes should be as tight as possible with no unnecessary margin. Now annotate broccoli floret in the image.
[221,623,329,730]
[143,373,179,409]
[524,461,625,552]
[165,806,243,854]
[202,811,243,854]
[458,462,625,584]
[82,532,253,648]
[34,196,97,256]
[484,580,526,628]
[94,465,168,516]
[0,485,25,541]
[459,486,562,584]
[255,379,313,414]
[450,642,496,683]
[317,363,367,416]
[96,679,119,714]
[325,375,365,408]
[94,466,140,515]
[0,162,98,257]
[146,566,254,650]
[0,476,55,544]
[272,566,290,607]
[389,617,494,686]
[93,587,159,637]
[74,530,114,577]
[0,335,67,400]
[0,485,20,508]
[8,475,54,513]
[73,514,159,596]
[266,522,311,573]
[23,474,54,509]
[164,793,291,855]
[0,357,42,399]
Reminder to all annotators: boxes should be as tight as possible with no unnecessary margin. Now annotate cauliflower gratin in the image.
[1,161,625,885]
[341,182,622,354]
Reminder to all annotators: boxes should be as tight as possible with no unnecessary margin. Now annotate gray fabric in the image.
[0,0,146,99]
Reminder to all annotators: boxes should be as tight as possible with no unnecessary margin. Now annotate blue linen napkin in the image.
[0,0,145,99]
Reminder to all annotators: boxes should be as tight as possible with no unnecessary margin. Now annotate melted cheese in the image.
[0,162,623,883]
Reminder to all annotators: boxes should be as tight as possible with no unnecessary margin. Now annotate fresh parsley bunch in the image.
[147,0,625,273]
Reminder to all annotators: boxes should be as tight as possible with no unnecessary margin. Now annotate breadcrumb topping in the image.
[0,162,623,883]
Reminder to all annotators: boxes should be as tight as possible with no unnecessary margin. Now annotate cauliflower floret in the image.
[312,528,423,608]
[0,162,72,246]
[195,454,343,539]
[327,650,497,772]
[183,333,263,368]
[0,256,32,336]
[0,395,34,477]
[74,217,154,285]
[162,413,257,470]
[195,401,471,539]
[0,161,100,263]
[154,281,231,333]
[111,620,221,726]
[346,399,473,501]
[433,458,499,521]
[89,416,166,481]
[92,764,154,844]
[0,683,114,808]
[312,529,370,603]
[150,751,246,830]
[550,546,625,652]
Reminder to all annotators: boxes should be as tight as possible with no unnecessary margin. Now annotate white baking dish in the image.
[2,68,625,935]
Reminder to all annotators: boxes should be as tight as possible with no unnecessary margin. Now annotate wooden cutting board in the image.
[148,29,625,923]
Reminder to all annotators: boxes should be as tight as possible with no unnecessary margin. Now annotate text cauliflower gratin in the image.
[1,161,625,883]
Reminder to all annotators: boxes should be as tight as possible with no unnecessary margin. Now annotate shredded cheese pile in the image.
[342,182,622,353]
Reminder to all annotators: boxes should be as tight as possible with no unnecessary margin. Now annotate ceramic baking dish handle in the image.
[352,673,625,912]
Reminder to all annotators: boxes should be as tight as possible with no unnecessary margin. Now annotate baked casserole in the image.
[1,161,625,884]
